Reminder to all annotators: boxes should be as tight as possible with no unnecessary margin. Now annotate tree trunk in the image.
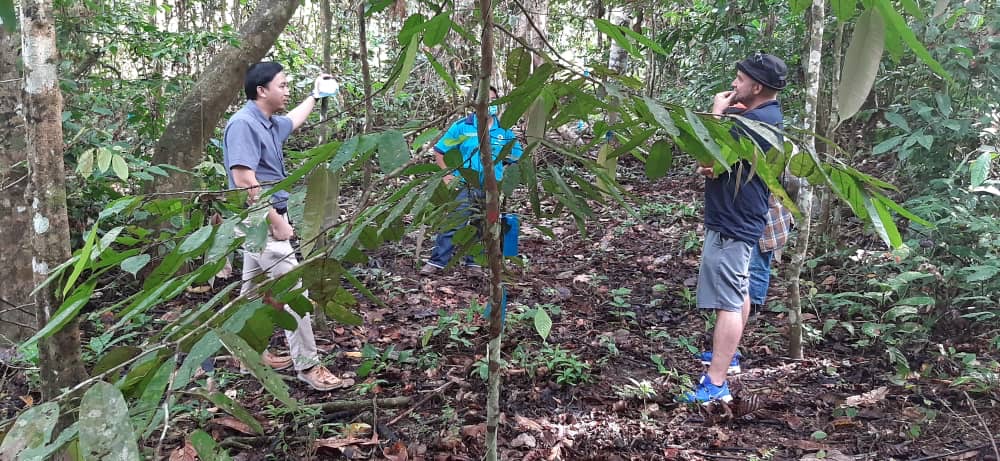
[0,24,37,344]
[477,1,504,459]
[20,0,88,400]
[788,0,824,360]
[516,0,550,162]
[596,7,629,193]
[147,0,301,195]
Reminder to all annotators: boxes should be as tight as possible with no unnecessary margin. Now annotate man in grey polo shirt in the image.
[223,61,351,391]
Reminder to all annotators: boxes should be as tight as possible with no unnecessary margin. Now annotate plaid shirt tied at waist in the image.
[760,195,793,252]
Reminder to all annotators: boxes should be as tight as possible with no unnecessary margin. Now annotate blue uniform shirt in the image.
[223,101,294,208]
[703,100,783,245]
[434,114,523,185]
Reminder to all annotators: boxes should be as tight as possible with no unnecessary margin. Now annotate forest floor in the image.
[3,162,998,461]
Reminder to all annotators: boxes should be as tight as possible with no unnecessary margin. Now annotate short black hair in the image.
[245,62,284,100]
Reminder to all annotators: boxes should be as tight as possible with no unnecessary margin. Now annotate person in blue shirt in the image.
[679,52,787,404]
[420,86,523,276]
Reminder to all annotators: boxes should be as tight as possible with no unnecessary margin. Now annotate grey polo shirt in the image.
[223,101,294,209]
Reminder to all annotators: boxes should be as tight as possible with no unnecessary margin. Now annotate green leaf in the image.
[896,296,934,306]
[206,217,238,263]
[300,168,338,257]
[324,301,364,326]
[178,225,213,255]
[642,96,679,136]
[506,47,533,86]
[970,151,992,187]
[872,192,932,227]
[830,168,869,221]
[935,93,952,117]
[18,423,78,461]
[864,192,902,248]
[533,308,553,341]
[394,36,420,94]
[884,112,910,131]
[422,12,451,46]
[899,0,924,19]
[617,22,668,55]
[499,63,555,128]
[21,281,96,351]
[97,147,113,173]
[190,429,231,461]
[121,254,150,277]
[832,0,856,22]
[425,52,458,91]
[92,346,142,376]
[131,357,175,435]
[111,154,129,181]
[78,148,95,177]
[0,402,60,459]
[874,0,952,82]
[217,330,297,409]
[398,13,426,46]
[645,140,673,180]
[789,153,818,177]
[202,392,264,434]
[99,196,142,221]
[873,135,905,155]
[173,331,222,391]
[0,0,16,32]
[838,8,885,123]
[684,109,728,169]
[64,222,99,296]
[263,141,341,198]
[376,130,410,174]
[960,265,999,283]
[594,18,639,59]
[79,382,141,461]
[790,0,813,15]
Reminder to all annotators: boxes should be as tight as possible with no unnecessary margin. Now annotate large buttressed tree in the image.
[148,0,301,195]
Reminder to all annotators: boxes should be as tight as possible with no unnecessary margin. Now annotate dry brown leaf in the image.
[19,395,33,407]
[843,386,888,407]
[211,416,256,435]
[460,423,486,438]
[383,441,409,461]
[345,422,372,438]
[168,440,198,461]
[514,415,544,433]
[314,436,377,449]
[185,285,212,294]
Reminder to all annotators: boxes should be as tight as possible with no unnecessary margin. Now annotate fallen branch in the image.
[387,380,455,426]
[964,392,1000,460]
[907,444,989,461]
[307,396,411,413]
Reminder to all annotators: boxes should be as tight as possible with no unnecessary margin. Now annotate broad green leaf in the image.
[884,112,910,131]
[206,217,238,264]
[872,192,932,227]
[92,346,142,376]
[19,423,78,461]
[874,0,952,82]
[97,226,124,255]
[533,308,553,341]
[178,225,213,255]
[398,13,426,46]
[864,193,902,248]
[790,0,812,15]
[884,305,918,321]
[172,331,221,391]
[0,0,15,32]
[376,129,410,174]
[684,109,728,169]
[899,0,924,19]
[99,196,142,221]
[131,357,175,435]
[21,280,96,350]
[394,37,420,94]
[935,93,952,117]
[642,96,679,136]
[79,382,141,461]
[262,141,341,199]
[0,402,59,459]
[832,0,856,22]
[217,330,297,409]
[594,18,639,59]
[499,63,555,128]
[202,392,263,434]
[961,265,1000,282]
[120,254,150,276]
[97,147,112,173]
[610,128,657,160]
[78,148,95,177]
[645,140,673,180]
[873,135,905,155]
[838,8,885,122]
[111,154,129,180]
[190,429,231,461]
[506,47,533,86]
[425,52,458,91]
[896,296,934,306]
[300,168,337,257]
[619,23,668,55]
[422,12,451,47]
[970,151,992,187]
[64,223,99,296]
[324,300,364,326]
[789,153,818,177]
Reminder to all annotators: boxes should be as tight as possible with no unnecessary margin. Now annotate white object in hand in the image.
[313,76,340,99]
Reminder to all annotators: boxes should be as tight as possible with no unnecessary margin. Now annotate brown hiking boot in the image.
[262,350,293,371]
[297,365,354,391]
[420,263,442,275]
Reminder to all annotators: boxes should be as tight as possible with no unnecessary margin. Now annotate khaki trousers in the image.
[240,235,319,371]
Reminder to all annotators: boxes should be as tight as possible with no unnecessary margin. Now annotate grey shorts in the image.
[696,229,752,312]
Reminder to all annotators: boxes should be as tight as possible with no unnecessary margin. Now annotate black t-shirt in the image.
[703,100,783,244]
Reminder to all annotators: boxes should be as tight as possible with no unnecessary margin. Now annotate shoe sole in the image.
[701,395,734,405]
[699,360,742,374]
[298,376,355,391]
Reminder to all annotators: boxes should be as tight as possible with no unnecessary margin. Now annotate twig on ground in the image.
[307,396,411,413]
[964,391,1000,460]
[907,443,990,461]
[387,380,455,426]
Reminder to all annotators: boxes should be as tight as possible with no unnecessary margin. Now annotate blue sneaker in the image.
[699,351,742,374]
[677,375,733,404]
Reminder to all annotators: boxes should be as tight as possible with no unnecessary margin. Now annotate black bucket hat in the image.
[736,52,788,90]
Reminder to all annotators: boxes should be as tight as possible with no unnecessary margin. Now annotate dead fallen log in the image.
[307,396,411,413]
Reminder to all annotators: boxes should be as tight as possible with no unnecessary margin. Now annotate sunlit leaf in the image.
[838,8,885,123]
[394,36,420,94]
[78,149,95,177]
[324,301,364,326]
[642,96,679,136]
[533,308,552,341]
[0,402,59,459]
[111,154,129,181]
[376,129,410,174]
[200,392,263,434]
[645,140,673,180]
[970,151,993,187]
[217,330,298,409]
[506,47,533,86]
[79,382,141,460]
[832,0,856,23]
[422,12,451,47]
